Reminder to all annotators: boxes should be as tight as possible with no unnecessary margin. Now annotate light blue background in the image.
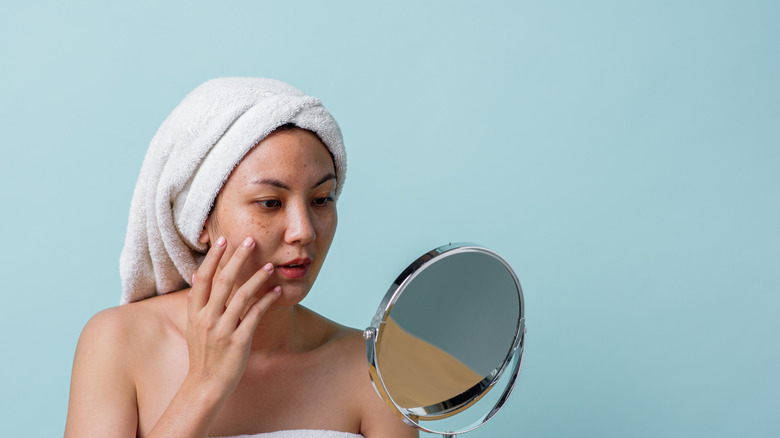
[1,1,778,436]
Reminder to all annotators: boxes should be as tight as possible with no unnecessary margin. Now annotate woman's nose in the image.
[285,204,316,244]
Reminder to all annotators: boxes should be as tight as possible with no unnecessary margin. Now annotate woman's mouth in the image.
[276,259,311,279]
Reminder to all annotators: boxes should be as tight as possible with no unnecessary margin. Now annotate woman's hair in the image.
[274,122,300,132]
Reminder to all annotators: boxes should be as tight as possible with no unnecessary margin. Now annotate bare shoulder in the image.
[77,303,145,371]
[78,292,183,359]
[81,299,155,341]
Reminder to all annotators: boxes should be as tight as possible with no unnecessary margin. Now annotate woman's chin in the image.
[275,285,310,306]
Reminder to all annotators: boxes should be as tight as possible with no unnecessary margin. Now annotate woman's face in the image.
[200,128,338,305]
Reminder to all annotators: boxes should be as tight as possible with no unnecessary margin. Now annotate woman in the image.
[65,78,417,438]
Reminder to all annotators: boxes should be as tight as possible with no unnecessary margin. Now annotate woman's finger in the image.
[189,236,227,312]
[204,236,257,316]
[221,262,275,327]
[234,286,282,342]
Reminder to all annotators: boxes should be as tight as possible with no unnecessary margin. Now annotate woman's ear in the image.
[199,224,210,245]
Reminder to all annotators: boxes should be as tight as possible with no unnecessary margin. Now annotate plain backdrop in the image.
[1,1,778,436]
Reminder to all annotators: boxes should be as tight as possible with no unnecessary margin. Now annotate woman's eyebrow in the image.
[249,173,336,190]
[313,173,337,189]
[250,178,289,190]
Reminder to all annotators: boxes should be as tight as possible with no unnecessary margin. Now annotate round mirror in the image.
[364,243,526,436]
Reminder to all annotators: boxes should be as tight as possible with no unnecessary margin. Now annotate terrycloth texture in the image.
[120,78,345,304]
[213,431,364,438]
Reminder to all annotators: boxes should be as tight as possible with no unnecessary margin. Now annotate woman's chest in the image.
[135,342,362,437]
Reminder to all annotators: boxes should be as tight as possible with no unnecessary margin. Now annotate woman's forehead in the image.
[228,129,336,186]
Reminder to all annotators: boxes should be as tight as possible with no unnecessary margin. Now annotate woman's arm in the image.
[64,308,139,437]
[359,387,419,438]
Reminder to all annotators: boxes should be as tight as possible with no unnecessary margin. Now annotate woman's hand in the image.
[185,235,281,401]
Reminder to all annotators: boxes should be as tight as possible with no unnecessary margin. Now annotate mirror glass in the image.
[365,244,525,436]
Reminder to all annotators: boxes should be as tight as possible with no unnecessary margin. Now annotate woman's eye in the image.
[313,196,334,207]
[258,199,282,209]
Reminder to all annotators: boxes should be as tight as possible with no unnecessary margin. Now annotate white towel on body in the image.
[119,78,346,304]
[214,430,364,438]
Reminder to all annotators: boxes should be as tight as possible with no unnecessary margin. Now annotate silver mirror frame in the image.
[364,243,526,436]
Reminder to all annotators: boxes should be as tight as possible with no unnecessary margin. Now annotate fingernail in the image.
[191,272,196,284]
[273,286,282,295]
[216,236,226,247]
[263,263,274,272]
[243,237,254,247]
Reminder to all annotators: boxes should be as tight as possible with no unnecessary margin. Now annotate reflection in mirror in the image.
[365,244,525,436]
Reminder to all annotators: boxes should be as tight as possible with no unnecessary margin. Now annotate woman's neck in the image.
[248,304,309,354]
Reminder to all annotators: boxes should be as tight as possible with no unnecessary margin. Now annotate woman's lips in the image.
[276,259,311,279]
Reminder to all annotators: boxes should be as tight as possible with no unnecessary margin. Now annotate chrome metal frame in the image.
[364,243,526,436]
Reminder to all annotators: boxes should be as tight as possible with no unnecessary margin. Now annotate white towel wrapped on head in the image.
[120,78,346,305]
